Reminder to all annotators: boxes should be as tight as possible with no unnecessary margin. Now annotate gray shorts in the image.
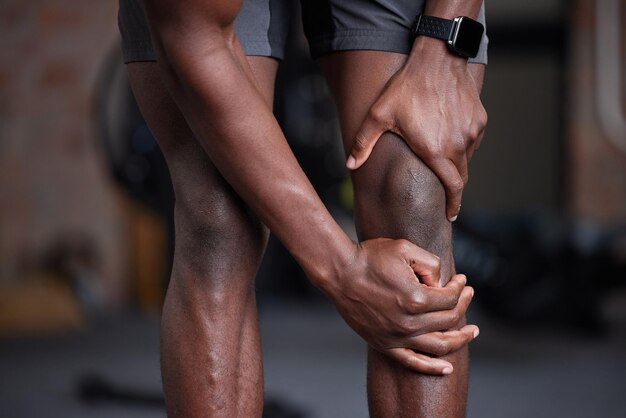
[118,0,488,64]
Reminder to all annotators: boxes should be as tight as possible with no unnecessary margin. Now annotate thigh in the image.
[127,56,278,183]
[319,51,453,258]
[126,58,279,254]
[319,51,406,153]
[319,50,483,155]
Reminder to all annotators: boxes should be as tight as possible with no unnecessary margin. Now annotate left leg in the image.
[127,55,279,417]
[319,50,484,418]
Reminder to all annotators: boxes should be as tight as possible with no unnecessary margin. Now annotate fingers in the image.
[407,285,475,335]
[427,157,465,222]
[401,274,466,314]
[406,324,479,357]
[413,274,467,312]
[385,325,480,373]
[398,240,441,287]
[384,347,454,375]
[346,111,386,170]
[454,153,469,186]
[468,128,486,161]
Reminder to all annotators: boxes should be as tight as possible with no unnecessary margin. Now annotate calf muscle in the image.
[128,61,269,417]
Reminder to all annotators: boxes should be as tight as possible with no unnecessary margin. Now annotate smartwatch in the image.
[412,14,484,59]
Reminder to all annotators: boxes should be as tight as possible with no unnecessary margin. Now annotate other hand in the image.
[326,238,478,375]
[346,40,487,222]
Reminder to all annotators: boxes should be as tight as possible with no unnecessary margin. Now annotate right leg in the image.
[127,57,278,417]
[319,51,470,418]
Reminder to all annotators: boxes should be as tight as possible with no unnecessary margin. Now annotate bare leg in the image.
[127,56,278,418]
[359,135,467,418]
[320,51,483,418]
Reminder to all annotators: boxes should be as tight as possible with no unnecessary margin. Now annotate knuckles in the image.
[448,309,461,326]
[397,238,414,253]
[397,317,417,336]
[368,104,386,126]
[461,170,470,186]
[432,338,452,356]
[479,105,488,126]
[352,132,369,152]
[406,291,429,313]
[449,177,465,194]
[468,120,484,142]
[463,104,487,141]
[352,105,388,152]
[423,140,444,159]
[430,256,441,273]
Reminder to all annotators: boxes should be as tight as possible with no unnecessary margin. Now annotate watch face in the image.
[451,17,484,58]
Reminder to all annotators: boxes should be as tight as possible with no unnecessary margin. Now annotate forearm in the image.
[142,4,353,288]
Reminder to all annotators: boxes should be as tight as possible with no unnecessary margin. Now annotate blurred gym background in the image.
[1,0,625,417]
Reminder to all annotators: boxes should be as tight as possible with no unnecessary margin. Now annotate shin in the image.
[352,133,467,418]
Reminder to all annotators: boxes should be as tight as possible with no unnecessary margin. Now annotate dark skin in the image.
[319,50,485,417]
[321,2,486,411]
[131,0,486,416]
[346,2,488,223]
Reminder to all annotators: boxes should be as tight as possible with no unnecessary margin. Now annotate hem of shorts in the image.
[121,39,156,64]
[307,29,488,65]
[120,36,289,63]
[238,35,287,60]
[121,31,488,65]
[307,30,412,59]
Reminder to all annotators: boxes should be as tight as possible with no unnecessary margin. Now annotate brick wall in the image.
[0,1,131,304]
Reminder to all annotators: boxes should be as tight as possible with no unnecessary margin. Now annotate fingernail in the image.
[442,367,453,375]
[470,287,475,298]
[473,328,480,338]
[346,155,356,169]
[449,215,458,222]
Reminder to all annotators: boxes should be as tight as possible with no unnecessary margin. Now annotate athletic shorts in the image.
[118,0,488,64]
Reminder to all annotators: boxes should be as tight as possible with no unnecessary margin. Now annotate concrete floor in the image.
[1,298,625,418]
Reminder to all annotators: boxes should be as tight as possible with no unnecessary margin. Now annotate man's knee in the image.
[353,132,451,255]
[172,179,268,287]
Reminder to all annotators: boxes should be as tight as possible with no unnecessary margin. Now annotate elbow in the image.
[142,0,242,30]
[142,0,240,65]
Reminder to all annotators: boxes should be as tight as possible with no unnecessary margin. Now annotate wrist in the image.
[312,239,361,303]
[294,224,357,295]
[308,245,357,297]
[406,36,467,74]
[412,1,484,63]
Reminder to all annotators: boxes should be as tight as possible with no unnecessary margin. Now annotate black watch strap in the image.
[413,15,454,41]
